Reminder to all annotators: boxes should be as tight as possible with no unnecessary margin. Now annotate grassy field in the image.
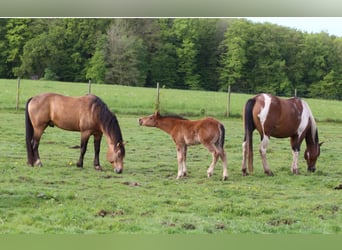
[0,79,341,234]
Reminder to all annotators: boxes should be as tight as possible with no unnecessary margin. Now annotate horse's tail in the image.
[218,123,225,150]
[243,98,256,173]
[25,97,34,166]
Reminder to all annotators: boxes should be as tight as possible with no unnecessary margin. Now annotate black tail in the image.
[243,98,256,173]
[218,123,225,150]
[25,97,34,166]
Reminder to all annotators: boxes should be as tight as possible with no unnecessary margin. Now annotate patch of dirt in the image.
[181,223,196,230]
[268,218,296,226]
[122,181,140,187]
[97,209,125,218]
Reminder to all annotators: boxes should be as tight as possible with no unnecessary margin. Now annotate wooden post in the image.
[16,77,20,111]
[294,88,297,97]
[155,82,160,111]
[88,79,92,94]
[226,85,231,117]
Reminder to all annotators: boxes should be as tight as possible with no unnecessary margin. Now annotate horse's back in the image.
[185,117,222,145]
[252,93,304,138]
[28,93,96,131]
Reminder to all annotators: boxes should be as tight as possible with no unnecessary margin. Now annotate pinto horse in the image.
[25,93,125,173]
[139,111,228,180]
[242,93,322,176]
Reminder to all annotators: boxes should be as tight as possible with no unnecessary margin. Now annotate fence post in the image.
[294,88,297,97]
[16,77,20,111]
[88,79,92,94]
[226,85,231,117]
[155,82,160,111]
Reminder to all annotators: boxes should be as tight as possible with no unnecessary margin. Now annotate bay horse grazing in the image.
[25,93,125,173]
[242,93,322,176]
[138,111,228,180]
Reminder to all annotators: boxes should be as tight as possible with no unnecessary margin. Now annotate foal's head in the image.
[107,142,125,174]
[138,111,160,127]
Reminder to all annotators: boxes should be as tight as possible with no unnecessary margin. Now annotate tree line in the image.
[0,18,341,99]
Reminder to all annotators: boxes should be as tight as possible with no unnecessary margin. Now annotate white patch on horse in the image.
[258,94,272,133]
[297,100,313,139]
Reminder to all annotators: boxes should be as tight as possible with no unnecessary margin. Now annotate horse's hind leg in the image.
[32,129,44,167]
[220,149,228,181]
[259,135,274,176]
[206,144,219,179]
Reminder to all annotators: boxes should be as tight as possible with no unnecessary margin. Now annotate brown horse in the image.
[242,93,322,176]
[139,111,228,180]
[25,93,125,173]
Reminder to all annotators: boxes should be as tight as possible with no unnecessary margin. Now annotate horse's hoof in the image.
[34,159,42,167]
[222,176,228,181]
[95,165,103,171]
[242,172,249,176]
[265,170,274,176]
[292,169,300,175]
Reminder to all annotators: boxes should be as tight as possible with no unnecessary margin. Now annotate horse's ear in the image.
[154,110,160,117]
[116,141,128,147]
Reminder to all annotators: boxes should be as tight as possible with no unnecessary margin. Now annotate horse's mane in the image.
[91,96,125,156]
[160,114,188,120]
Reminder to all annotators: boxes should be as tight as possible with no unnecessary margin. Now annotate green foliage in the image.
[1,18,342,99]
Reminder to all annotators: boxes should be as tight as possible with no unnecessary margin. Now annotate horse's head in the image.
[138,111,160,127]
[107,142,125,174]
[304,142,323,172]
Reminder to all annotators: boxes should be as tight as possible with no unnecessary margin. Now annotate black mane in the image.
[91,96,125,156]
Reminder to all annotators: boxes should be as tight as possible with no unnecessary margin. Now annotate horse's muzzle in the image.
[308,166,316,172]
[138,119,142,126]
[115,168,123,174]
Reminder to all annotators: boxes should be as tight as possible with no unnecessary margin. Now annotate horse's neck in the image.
[305,126,318,147]
[156,118,180,134]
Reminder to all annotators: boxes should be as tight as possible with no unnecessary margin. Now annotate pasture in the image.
[0,79,341,234]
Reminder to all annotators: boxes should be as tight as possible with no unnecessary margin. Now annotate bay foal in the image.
[139,111,228,180]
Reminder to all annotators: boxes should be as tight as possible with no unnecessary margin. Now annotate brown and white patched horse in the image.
[25,93,125,173]
[242,93,322,176]
[139,111,228,180]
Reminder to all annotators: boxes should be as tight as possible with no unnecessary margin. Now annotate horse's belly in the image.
[270,127,295,138]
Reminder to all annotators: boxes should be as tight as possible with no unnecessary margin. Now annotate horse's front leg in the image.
[259,135,274,176]
[77,132,90,168]
[93,133,103,171]
[176,144,187,179]
[290,137,301,174]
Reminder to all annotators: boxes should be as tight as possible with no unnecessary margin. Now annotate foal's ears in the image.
[154,110,160,117]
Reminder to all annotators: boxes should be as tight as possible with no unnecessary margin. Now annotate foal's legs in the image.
[77,132,91,168]
[176,144,187,179]
[206,144,228,180]
[93,133,103,171]
[259,135,274,176]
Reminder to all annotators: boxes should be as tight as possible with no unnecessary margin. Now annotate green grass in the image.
[0,79,341,234]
